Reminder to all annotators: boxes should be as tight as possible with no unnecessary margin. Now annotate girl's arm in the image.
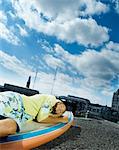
[39,115,68,123]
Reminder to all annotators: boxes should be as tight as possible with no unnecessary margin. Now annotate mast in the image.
[33,69,38,89]
[51,67,58,95]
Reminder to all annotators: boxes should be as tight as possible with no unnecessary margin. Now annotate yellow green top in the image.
[21,94,57,122]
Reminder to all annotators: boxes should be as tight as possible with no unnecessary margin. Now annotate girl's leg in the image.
[0,118,17,137]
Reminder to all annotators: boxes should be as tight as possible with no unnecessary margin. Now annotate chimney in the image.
[26,76,31,88]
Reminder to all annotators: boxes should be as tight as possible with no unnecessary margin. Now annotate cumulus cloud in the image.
[75,50,117,79]
[38,18,109,47]
[0,10,20,45]
[11,0,109,47]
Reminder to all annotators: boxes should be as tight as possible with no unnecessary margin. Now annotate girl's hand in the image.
[59,116,68,123]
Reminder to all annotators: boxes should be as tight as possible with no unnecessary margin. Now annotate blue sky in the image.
[0,0,119,106]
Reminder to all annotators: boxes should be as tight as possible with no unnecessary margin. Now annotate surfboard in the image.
[0,111,73,150]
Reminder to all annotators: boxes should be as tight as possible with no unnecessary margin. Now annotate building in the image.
[58,94,119,122]
[112,89,119,112]
[0,83,39,96]
[88,103,103,119]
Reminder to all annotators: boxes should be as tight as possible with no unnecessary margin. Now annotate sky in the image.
[0,0,119,107]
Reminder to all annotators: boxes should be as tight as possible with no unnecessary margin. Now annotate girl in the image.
[0,91,67,137]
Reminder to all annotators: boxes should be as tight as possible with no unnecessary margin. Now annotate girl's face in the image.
[55,102,66,115]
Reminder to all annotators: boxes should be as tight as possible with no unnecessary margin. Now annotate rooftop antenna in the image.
[33,69,38,89]
[51,66,58,95]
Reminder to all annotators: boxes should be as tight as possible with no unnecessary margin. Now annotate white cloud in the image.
[112,0,119,14]
[101,43,119,75]
[41,42,119,104]
[7,11,16,19]
[11,0,109,47]
[106,41,119,51]
[0,23,20,45]
[0,49,94,101]
[32,70,104,105]
[36,0,109,21]
[0,10,20,45]
[43,43,116,89]
[1,45,117,106]
[11,0,42,29]
[0,50,33,76]
[37,39,54,53]
[0,50,56,91]
[0,74,29,88]
[1,0,117,106]
[45,18,109,47]
[53,43,119,81]
[16,24,28,36]
[43,54,65,69]
[0,50,72,94]
[37,73,107,105]
[74,50,117,79]
[79,0,109,16]
[0,11,7,23]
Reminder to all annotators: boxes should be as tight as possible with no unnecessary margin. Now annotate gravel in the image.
[33,118,119,150]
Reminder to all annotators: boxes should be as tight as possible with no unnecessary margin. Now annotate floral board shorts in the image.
[0,91,32,132]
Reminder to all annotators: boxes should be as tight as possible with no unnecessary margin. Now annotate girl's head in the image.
[51,101,66,116]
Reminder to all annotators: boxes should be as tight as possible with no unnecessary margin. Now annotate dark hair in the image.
[51,102,66,114]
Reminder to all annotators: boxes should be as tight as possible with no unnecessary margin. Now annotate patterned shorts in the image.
[0,91,32,132]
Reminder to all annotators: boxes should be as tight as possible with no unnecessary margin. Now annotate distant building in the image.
[88,103,103,119]
[102,105,119,123]
[112,89,119,112]
[67,95,90,114]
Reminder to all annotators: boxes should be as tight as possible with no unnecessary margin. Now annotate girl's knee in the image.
[1,118,17,134]
[6,119,17,134]
[0,118,17,137]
